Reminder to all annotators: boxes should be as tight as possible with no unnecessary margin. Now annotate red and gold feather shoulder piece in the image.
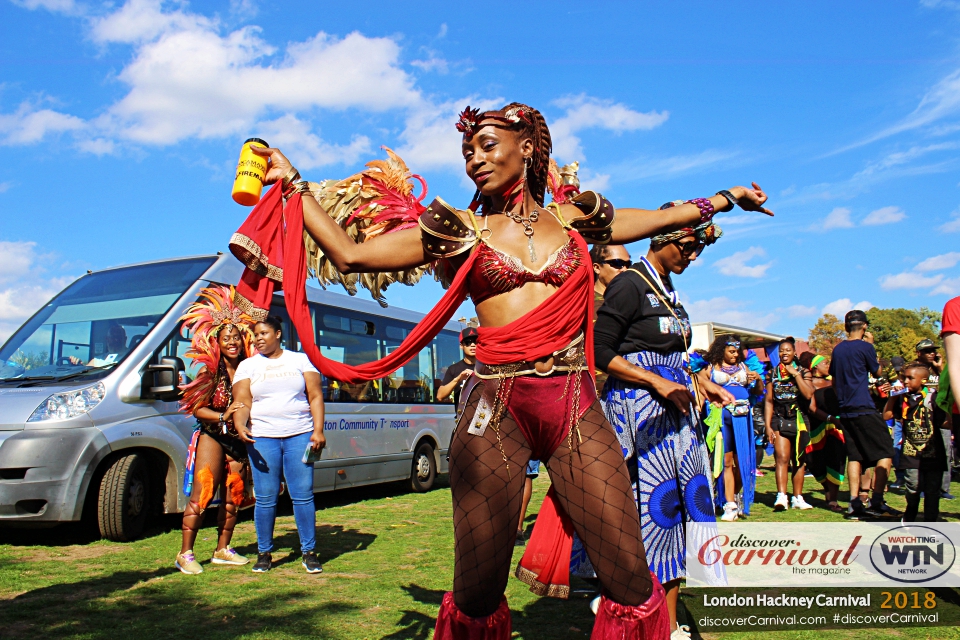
[302,147,436,307]
[546,159,581,205]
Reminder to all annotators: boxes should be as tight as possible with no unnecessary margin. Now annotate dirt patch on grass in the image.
[14,544,121,564]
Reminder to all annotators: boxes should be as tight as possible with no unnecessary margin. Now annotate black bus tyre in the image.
[410,441,436,493]
[97,453,150,541]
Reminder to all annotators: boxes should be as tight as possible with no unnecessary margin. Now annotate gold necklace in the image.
[503,207,540,261]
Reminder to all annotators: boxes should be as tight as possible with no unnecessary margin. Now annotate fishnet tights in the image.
[180,433,245,554]
[450,384,652,618]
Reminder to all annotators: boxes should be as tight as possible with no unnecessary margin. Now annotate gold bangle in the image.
[284,180,312,199]
[281,166,301,197]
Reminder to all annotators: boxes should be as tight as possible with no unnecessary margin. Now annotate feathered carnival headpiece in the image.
[456,104,530,140]
[178,285,256,414]
[650,200,724,247]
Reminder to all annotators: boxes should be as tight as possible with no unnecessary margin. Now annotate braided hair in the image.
[500,102,552,207]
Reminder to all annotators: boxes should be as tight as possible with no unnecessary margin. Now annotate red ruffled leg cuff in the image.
[591,573,670,640]
[433,592,511,640]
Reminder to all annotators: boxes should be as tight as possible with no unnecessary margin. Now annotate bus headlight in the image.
[27,382,106,422]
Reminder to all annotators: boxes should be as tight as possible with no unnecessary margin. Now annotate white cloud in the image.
[915,252,960,271]
[0,103,85,145]
[411,54,449,74]
[256,114,371,170]
[0,182,11,194]
[941,206,960,233]
[0,241,74,343]
[684,296,776,330]
[861,205,906,226]
[784,304,818,318]
[579,170,610,193]
[879,272,944,290]
[608,149,736,184]
[550,94,668,160]
[713,247,772,278]
[76,138,115,156]
[228,0,258,20]
[822,298,874,318]
[88,1,421,146]
[11,0,79,13]
[0,241,39,284]
[932,277,960,296]
[394,96,501,171]
[822,207,854,229]
[840,68,960,150]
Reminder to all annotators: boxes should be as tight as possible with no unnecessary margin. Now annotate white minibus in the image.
[0,253,461,540]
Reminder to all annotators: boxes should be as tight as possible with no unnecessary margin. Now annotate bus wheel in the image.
[98,453,150,541]
[410,441,436,493]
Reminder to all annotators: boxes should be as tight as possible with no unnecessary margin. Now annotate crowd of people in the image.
[168,100,959,640]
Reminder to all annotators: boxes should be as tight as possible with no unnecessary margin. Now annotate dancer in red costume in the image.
[233,103,773,639]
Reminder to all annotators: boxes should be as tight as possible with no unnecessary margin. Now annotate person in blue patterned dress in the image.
[593,213,733,639]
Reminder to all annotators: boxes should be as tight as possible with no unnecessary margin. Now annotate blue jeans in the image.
[247,430,316,554]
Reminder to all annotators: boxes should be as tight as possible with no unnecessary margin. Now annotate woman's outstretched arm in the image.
[251,146,431,273]
[603,183,774,244]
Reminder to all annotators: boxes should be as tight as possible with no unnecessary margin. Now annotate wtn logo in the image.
[870,526,956,583]
[880,544,944,567]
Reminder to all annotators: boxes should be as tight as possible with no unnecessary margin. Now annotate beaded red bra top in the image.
[468,236,583,305]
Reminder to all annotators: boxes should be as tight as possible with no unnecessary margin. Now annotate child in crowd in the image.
[883,363,947,522]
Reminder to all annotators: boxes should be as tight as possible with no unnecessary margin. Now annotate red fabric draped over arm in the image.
[230,183,595,384]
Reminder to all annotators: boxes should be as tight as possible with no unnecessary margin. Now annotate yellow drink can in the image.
[231,138,269,206]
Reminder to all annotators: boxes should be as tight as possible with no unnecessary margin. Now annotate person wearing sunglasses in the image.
[594,208,734,637]
[437,327,478,411]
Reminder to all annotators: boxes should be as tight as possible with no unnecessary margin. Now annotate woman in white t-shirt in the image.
[232,316,326,574]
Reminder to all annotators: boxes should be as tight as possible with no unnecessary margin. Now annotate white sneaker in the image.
[774,492,789,511]
[720,502,739,522]
[791,495,814,510]
[671,623,692,640]
[589,595,600,615]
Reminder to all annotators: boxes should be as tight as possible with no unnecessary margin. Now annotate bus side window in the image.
[382,324,435,404]
[317,310,379,403]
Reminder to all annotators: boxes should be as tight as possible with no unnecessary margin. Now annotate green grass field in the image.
[1,455,959,639]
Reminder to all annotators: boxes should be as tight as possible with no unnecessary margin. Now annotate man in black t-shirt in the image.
[830,310,898,519]
[437,327,477,411]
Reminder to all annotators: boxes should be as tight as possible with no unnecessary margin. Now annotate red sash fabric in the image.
[230,183,596,383]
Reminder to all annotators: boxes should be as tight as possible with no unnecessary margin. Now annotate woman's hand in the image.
[249,146,295,185]
[731,182,774,216]
[235,421,255,444]
[766,428,776,444]
[746,370,760,383]
[649,377,695,415]
[309,430,326,452]
[700,378,737,406]
[222,401,245,421]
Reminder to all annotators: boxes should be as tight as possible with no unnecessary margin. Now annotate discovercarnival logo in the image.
[869,525,956,584]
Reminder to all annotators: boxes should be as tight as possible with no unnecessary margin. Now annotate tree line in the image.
[808,307,941,361]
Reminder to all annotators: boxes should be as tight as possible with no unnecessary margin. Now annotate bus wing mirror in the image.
[142,356,185,401]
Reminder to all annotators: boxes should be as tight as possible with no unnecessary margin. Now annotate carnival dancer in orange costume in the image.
[175,286,256,574]
[231,103,773,638]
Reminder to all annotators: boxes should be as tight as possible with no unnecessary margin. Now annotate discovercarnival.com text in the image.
[698,613,939,629]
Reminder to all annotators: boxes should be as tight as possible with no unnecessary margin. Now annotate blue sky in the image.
[2,0,960,342]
